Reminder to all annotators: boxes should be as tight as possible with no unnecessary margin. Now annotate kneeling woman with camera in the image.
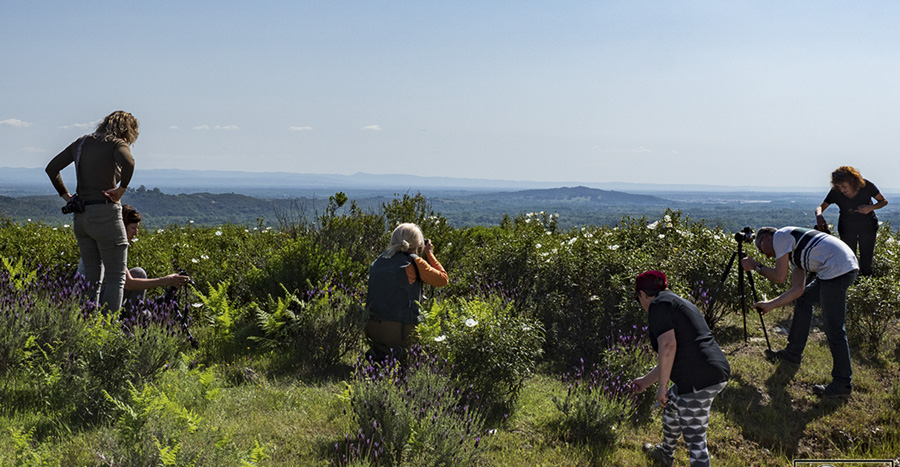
[365,223,448,360]
[46,111,138,312]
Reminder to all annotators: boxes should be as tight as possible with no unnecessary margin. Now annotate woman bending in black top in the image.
[815,166,888,276]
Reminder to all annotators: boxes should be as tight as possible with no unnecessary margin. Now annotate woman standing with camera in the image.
[815,166,888,276]
[46,110,138,312]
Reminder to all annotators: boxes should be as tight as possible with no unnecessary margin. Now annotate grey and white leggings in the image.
[659,381,727,467]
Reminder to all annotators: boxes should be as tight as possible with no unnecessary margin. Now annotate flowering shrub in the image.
[0,262,186,424]
[418,296,544,411]
[553,327,655,445]
[339,347,489,466]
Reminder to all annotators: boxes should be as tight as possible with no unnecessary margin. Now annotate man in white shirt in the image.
[741,227,858,398]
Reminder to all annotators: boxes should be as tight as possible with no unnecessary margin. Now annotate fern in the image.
[1,255,38,291]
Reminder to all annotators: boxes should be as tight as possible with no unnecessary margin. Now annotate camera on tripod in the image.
[734,226,754,244]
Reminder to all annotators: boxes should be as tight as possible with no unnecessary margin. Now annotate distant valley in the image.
[3,167,899,232]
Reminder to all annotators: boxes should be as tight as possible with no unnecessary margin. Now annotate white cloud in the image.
[60,120,100,130]
[169,125,179,130]
[195,124,239,130]
[362,125,382,131]
[0,118,32,128]
[289,126,313,131]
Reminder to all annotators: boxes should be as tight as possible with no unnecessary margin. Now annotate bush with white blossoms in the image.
[418,296,544,412]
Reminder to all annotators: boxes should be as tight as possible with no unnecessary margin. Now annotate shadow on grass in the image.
[717,359,847,457]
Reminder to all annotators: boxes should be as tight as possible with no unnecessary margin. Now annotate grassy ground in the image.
[2,309,898,466]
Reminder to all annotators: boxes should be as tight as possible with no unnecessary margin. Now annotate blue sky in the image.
[3,1,900,189]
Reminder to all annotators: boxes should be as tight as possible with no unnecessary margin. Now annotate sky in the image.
[2,1,900,190]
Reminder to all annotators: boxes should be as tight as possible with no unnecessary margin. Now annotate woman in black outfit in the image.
[815,166,888,276]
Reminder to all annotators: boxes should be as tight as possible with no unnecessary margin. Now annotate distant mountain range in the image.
[0,167,841,199]
[465,186,667,204]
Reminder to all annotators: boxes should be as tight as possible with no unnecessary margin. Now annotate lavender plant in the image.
[0,259,188,425]
[553,326,655,445]
[337,346,490,466]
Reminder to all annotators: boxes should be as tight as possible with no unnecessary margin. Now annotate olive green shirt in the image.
[45,134,135,202]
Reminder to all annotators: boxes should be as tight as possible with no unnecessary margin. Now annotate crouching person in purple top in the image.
[631,271,730,467]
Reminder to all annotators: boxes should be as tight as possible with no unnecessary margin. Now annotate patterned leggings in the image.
[658,381,727,467]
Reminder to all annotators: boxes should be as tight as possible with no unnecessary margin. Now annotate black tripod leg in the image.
[746,270,771,351]
[706,251,738,317]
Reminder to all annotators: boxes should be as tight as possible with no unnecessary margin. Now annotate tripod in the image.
[705,227,771,350]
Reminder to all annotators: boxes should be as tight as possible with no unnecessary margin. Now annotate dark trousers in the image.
[839,218,877,276]
[787,269,858,386]
[365,319,416,355]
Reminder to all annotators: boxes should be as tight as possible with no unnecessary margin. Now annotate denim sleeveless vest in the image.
[366,253,423,324]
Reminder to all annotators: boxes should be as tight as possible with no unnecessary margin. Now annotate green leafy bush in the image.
[419,296,544,411]
[252,278,368,369]
[846,275,900,357]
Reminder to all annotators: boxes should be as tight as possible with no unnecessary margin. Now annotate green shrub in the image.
[252,278,368,370]
[418,296,544,411]
[846,275,900,357]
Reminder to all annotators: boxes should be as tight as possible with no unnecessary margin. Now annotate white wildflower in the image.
[465,318,478,328]
[215,230,223,236]
[589,295,600,301]
[608,244,620,250]
[567,237,578,246]
[157,229,165,234]
[659,234,665,239]
[536,243,542,249]
[191,258,199,264]
[647,221,659,230]
[191,303,203,308]
[664,214,672,222]
[200,254,209,260]
[63,224,70,228]
[434,335,447,342]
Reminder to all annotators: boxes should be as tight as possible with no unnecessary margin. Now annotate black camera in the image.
[61,195,84,214]
[734,226,755,243]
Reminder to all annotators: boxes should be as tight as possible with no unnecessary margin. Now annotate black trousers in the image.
[838,216,878,276]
